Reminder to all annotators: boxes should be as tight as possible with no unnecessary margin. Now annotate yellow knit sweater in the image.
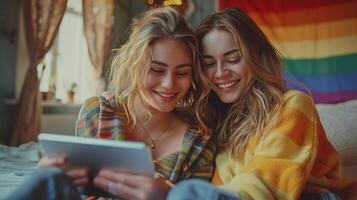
[212,90,355,200]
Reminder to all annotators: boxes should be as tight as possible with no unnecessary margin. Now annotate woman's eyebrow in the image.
[202,49,239,58]
[151,60,167,67]
[176,64,192,68]
[223,49,240,57]
[151,60,192,68]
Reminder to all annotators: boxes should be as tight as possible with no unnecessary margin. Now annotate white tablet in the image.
[38,133,154,176]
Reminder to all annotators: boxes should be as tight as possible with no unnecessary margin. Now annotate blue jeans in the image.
[167,179,341,200]
[300,192,342,200]
[167,179,241,200]
[6,169,342,200]
[5,167,82,200]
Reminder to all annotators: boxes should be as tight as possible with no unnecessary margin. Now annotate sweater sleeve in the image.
[217,91,321,200]
[75,97,101,138]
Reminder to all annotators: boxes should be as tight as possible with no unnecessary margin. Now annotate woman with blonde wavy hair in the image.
[81,6,215,199]
[8,7,216,200]
[166,7,356,200]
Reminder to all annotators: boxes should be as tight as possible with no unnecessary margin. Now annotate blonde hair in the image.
[108,7,208,133]
[196,8,287,158]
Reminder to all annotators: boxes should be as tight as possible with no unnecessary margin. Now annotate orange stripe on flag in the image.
[259,18,357,42]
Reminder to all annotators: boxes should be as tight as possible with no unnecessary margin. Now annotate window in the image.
[39,0,103,104]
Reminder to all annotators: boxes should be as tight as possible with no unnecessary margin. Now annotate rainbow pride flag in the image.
[219,0,357,103]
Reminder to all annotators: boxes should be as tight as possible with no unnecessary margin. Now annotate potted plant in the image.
[67,82,77,103]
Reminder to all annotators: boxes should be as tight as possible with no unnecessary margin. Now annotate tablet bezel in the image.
[38,133,154,176]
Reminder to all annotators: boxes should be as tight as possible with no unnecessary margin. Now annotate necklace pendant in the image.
[150,140,155,149]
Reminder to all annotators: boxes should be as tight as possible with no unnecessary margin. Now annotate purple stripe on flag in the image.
[312,91,357,103]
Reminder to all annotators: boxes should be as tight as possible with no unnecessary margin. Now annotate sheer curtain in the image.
[83,0,115,77]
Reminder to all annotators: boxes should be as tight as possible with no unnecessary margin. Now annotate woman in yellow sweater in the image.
[167,7,356,200]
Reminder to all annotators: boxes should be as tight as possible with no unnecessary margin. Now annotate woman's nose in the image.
[215,62,229,78]
[161,74,175,88]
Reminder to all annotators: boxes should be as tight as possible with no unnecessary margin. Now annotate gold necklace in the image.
[137,120,171,149]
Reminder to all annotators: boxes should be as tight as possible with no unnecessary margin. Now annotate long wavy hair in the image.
[196,8,287,158]
[108,7,209,134]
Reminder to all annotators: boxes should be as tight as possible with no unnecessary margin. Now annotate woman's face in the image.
[139,37,193,112]
[201,29,252,103]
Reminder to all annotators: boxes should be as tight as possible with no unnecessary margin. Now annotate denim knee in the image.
[5,167,81,200]
[33,167,64,180]
[300,192,342,200]
[167,179,241,200]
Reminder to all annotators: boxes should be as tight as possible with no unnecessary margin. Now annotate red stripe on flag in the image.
[219,0,354,14]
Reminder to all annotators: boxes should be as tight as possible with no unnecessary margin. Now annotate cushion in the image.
[316,99,357,178]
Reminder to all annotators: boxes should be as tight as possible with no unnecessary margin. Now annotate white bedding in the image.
[316,99,357,178]
[0,142,40,199]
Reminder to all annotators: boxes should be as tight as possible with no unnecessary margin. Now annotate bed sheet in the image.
[0,142,40,199]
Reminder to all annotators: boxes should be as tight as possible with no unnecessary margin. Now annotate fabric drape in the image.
[219,0,357,103]
[82,0,115,77]
[10,0,67,146]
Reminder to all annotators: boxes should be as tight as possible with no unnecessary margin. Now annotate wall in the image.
[189,0,217,27]
[41,103,81,134]
[0,0,21,144]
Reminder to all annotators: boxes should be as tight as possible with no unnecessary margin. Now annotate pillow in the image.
[316,99,357,178]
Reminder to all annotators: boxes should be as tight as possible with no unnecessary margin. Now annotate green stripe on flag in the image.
[283,53,357,76]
